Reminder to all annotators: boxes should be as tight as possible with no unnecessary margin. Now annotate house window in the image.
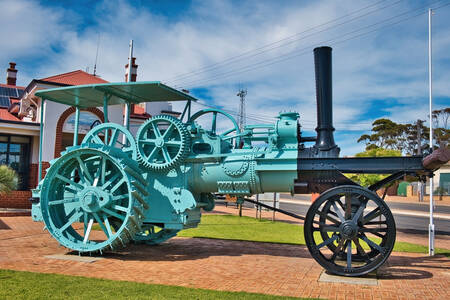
[0,134,31,190]
[62,111,102,150]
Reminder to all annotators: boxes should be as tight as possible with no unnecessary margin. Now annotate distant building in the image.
[0,59,176,208]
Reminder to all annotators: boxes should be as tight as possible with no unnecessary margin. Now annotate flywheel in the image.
[82,123,137,159]
[40,144,149,253]
[136,115,190,171]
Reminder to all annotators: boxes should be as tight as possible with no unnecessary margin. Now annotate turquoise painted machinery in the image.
[31,47,449,277]
[31,81,299,250]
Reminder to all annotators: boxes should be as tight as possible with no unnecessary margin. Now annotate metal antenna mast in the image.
[428,8,435,256]
[237,88,247,131]
[93,34,101,76]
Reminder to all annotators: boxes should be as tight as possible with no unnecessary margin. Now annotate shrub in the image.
[0,165,18,194]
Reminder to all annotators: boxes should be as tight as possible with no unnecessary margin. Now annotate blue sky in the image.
[1,0,449,155]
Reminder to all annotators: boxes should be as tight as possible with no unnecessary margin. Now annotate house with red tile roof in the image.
[0,59,177,209]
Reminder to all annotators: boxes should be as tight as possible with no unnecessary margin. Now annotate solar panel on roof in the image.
[0,96,10,108]
[0,87,19,97]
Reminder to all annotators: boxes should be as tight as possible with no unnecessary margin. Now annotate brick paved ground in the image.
[217,204,450,250]
[0,216,449,300]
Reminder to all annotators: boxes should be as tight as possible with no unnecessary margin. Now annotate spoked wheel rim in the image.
[82,123,137,159]
[41,146,143,252]
[304,185,396,276]
[136,115,189,171]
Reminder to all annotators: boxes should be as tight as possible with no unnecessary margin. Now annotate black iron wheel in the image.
[304,185,396,276]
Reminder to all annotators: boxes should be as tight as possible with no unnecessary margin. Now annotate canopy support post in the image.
[38,99,45,182]
[187,100,191,119]
[103,94,109,123]
[122,102,131,144]
[103,94,110,143]
[73,106,80,146]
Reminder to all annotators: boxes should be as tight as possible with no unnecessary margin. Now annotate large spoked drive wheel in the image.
[40,145,149,253]
[304,185,396,276]
[82,123,137,159]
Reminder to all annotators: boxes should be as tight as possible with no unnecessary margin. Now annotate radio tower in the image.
[237,88,247,131]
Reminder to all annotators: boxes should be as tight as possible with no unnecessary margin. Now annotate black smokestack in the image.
[313,46,338,155]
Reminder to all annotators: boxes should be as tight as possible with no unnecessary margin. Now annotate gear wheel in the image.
[136,115,190,171]
[40,144,149,253]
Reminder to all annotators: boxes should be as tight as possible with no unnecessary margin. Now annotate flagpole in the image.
[428,8,435,256]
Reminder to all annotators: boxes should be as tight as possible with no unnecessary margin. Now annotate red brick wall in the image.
[29,162,50,188]
[0,161,49,209]
[0,191,32,209]
[54,107,104,158]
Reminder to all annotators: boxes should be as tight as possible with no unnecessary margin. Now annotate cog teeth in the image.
[136,114,189,172]
[133,206,145,219]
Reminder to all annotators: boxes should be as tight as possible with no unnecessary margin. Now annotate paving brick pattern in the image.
[0,216,449,300]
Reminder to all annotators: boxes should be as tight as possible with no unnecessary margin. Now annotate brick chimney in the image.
[125,57,138,82]
[6,62,17,86]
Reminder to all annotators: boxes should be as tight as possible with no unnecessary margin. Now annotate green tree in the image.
[357,118,408,152]
[0,165,18,194]
[432,108,450,148]
[347,148,402,187]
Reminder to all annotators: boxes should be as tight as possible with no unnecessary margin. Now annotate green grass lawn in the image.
[179,215,450,256]
[0,269,308,300]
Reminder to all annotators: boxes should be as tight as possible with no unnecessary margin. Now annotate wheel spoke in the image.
[316,210,341,226]
[362,207,382,225]
[112,194,129,201]
[317,223,340,232]
[102,173,120,190]
[360,227,387,233]
[83,218,94,244]
[345,193,352,220]
[146,147,158,161]
[151,123,161,138]
[346,240,352,269]
[92,135,104,145]
[112,205,129,213]
[103,215,113,237]
[83,212,88,235]
[59,211,83,233]
[93,212,110,238]
[331,201,345,222]
[48,197,79,206]
[140,139,157,144]
[161,147,171,163]
[162,124,175,139]
[108,129,119,147]
[110,178,126,194]
[164,140,182,146]
[316,235,339,249]
[352,201,367,223]
[211,112,217,134]
[353,238,370,262]
[100,156,106,186]
[55,174,84,190]
[102,207,125,221]
[330,238,345,261]
[360,234,385,255]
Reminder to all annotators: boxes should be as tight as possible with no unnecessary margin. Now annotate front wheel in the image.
[304,185,396,276]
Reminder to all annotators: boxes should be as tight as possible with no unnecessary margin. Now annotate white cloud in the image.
[2,0,449,155]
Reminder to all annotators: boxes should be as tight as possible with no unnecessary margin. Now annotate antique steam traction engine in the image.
[31,47,449,276]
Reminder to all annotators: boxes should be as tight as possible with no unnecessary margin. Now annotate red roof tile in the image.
[0,108,20,121]
[40,70,108,85]
[0,83,25,89]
